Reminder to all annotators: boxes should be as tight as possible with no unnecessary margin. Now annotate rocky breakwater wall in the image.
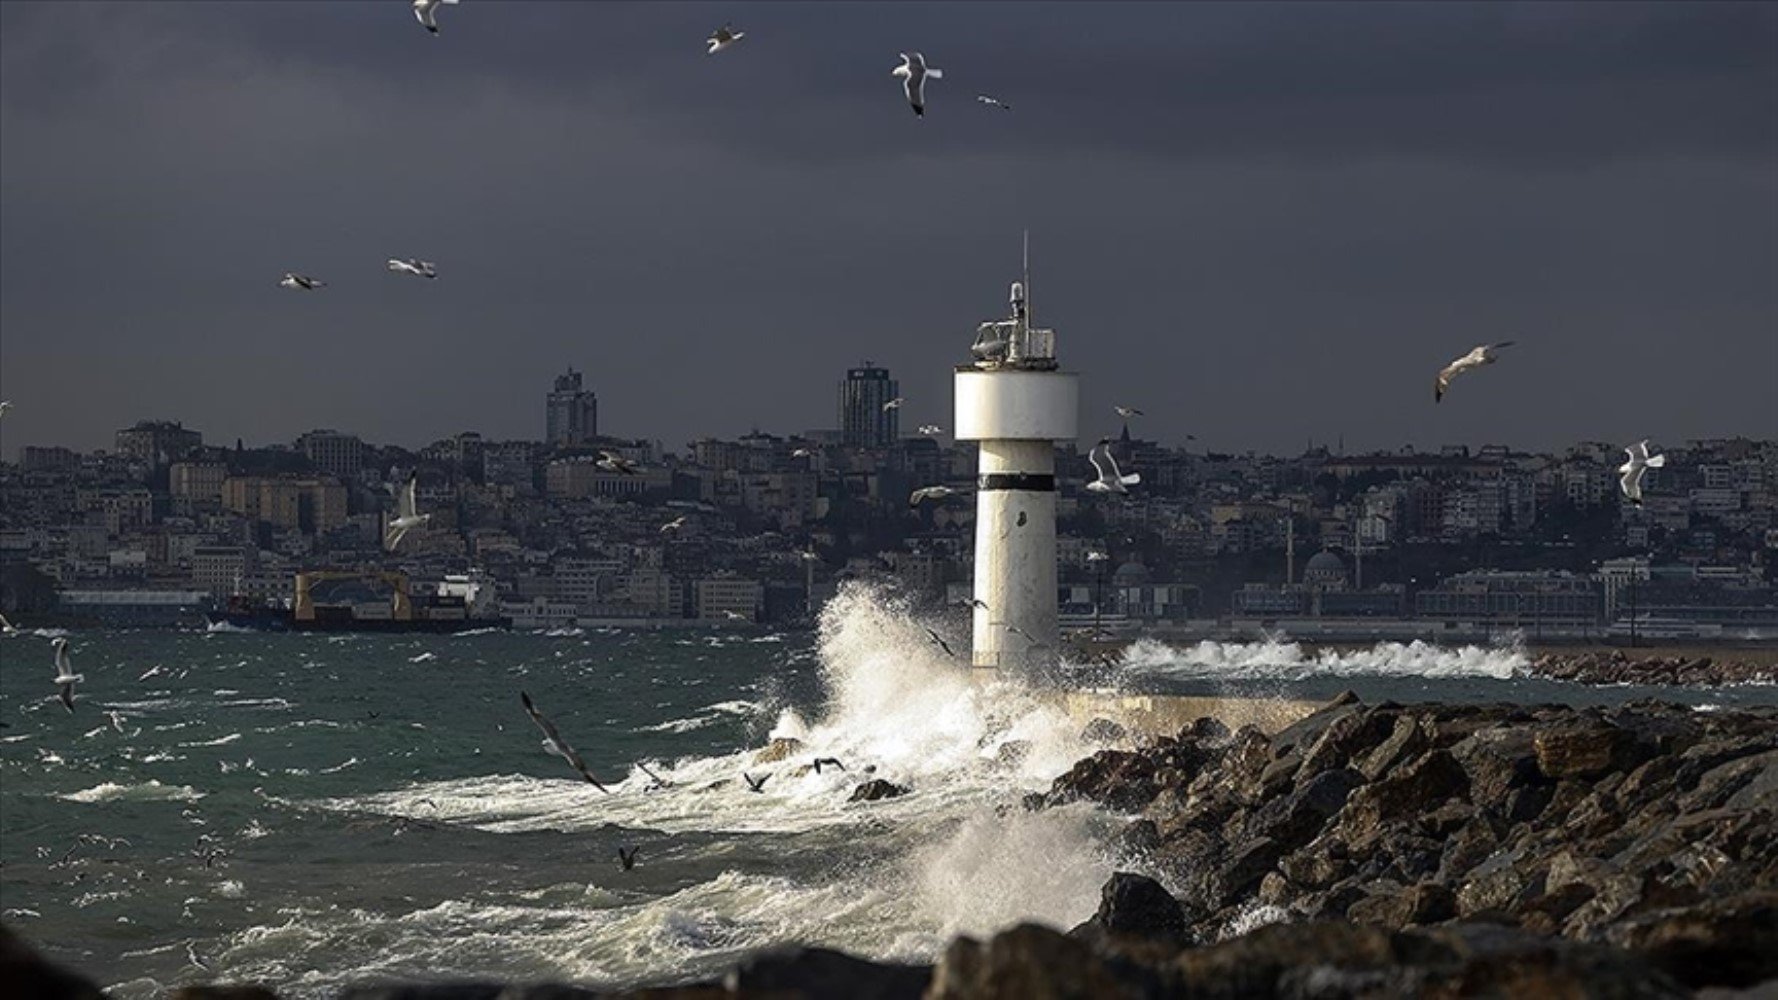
[1038,692,1778,993]
[1527,649,1777,687]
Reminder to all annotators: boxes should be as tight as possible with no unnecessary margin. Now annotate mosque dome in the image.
[1303,550,1348,588]
[1112,560,1152,587]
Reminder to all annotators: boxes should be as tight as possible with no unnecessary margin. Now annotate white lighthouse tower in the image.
[954,240,1079,672]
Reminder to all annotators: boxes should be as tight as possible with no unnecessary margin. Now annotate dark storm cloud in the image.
[0,2,1773,456]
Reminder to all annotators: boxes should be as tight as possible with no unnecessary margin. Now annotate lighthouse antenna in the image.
[1022,228,1031,329]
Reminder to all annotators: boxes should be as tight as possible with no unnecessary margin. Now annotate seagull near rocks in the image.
[413,0,459,35]
[1114,405,1144,419]
[279,273,324,291]
[917,424,943,436]
[1086,440,1140,494]
[519,691,610,793]
[384,477,431,551]
[1434,341,1515,403]
[707,23,744,54]
[386,258,437,279]
[976,94,1012,111]
[742,772,769,793]
[618,846,640,870]
[1618,440,1666,507]
[51,638,82,713]
[924,628,955,658]
[882,396,905,412]
[892,52,943,117]
[597,450,640,476]
[909,485,960,507]
[813,757,846,774]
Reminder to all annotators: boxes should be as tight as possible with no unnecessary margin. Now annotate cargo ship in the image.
[207,570,510,633]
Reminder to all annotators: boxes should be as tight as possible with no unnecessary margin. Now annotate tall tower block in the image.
[954,252,1078,671]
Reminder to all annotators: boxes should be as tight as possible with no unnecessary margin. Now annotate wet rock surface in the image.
[1037,695,1778,991]
[1529,650,1777,687]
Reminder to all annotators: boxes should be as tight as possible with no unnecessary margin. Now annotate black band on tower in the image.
[978,473,1056,492]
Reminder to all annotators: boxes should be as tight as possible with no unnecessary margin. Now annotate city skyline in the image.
[1,2,1773,456]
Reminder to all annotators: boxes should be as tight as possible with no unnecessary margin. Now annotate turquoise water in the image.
[3,593,1772,996]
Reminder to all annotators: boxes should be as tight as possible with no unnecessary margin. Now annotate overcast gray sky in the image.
[2,1,1773,457]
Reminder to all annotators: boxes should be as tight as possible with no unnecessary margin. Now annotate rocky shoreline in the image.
[10,696,1776,999]
[1524,650,1776,688]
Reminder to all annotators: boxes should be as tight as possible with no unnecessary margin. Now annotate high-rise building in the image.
[838,362,899,448]
[545,368,599,447]
[296,429,364,478]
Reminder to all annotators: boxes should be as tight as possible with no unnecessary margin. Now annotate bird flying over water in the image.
[384,477,431,551]
[386,258,437,279]
[909,485,959,507]
[977,95,1012,111]
[743,772,769,793]
[618,846,640,870]
[892,53,943,117]
[1434,342,1514,402]
[519,691,610,793]
[413,0,459,35]
[1114,406,1144,419]
[707,23,744,54]
[1086,440,1140,494]
[1,612,17,636]
[51,638,82,713]
[813,757,846,774]
[187,942,212,971]
[924,628,955,658]
[1618,440,1666,507]
[279,273,323,291]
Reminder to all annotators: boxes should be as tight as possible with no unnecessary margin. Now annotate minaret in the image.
[955,235,1079,672]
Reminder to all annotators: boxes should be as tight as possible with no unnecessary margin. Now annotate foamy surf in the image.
[59,780,206,804]
[1115,635,1527,681]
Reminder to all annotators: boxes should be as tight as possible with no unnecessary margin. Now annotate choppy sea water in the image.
[2,586,1773,997]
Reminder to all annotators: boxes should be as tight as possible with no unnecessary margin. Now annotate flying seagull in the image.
[1086,550,1110,563]
[187,942,212,971]
[1618,440,1666,507]
[742,772,769,793]
[882,396,905,412]
[51,638,82,713]
[917,424,943,435]
[976,95,1012,111]
[386,258,437,279]
[722,610,750,622]
[618,846,640,870]
[791,448,814,458]
[909,485,960,507]
[413,0,459,35]
[960,597,990,610]
[892,52,943,117]
[813,757,846,774]
[636,761,674,789]
[0,401,12,418]
[660,516,687,534]
[519,691,610,793]
[924,628,955,658]
[1114,406,1144,419]
[1,612,18,636]
[384,477,431,551]
[1435,341,1515,402]
[707,23,744,54]
[1002,622,1040,647]
[279,273,324,291]
[597,450,640,475]
[1086,440,1140,494]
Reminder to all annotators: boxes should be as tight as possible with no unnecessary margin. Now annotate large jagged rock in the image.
[0,926,106,1000]
[1606,891,1778,990]
[753,737,805,764]
[719,945,930,999]
[848,779,910,803]
[1069,872,1190,948]
[1044,749,1165,812]
[927,923,1161,1000]
[1535,724,1647,780]
[1079,717,1129,745]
